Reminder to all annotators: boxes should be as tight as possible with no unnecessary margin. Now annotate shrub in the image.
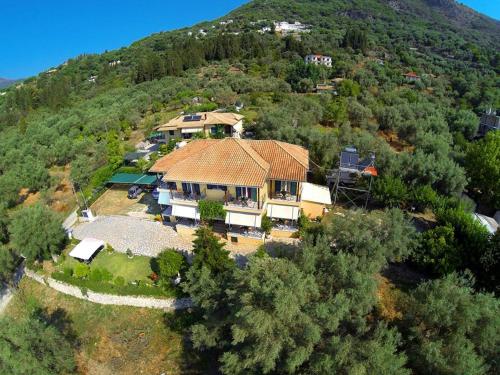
[89,268,103,282]
[89,267,113,282]
[410,185,439,211]
[260,214,272,235]
[62,267,73,277]
[297,211,310,237]
[73,263,90,279]
[198,200,225,222]
[155,249,185,279]
[114,276,125,286]
[373,175,408,208]
[253,245,268,258]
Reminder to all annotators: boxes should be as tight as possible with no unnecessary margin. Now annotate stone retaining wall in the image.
[24,269,192,310]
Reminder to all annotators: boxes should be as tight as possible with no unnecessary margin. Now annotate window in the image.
[236,187,257,201]
[168,130,175,136]
[181,183,201,195]
[166,182,177,190]
[274,181,298,195]
[207,184,227,191]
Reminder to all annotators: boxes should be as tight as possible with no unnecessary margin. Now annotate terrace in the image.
[270,192,298,202]
[224,196,259,210]
[169,190,205,203]
[227,226,265,240]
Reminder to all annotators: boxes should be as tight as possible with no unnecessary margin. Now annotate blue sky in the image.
[0,0,248,78]
[0,0,498,79]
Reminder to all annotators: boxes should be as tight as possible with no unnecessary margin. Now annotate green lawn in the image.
[57,248,153,282]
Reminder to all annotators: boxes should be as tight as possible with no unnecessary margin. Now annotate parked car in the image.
[127,185,143,199]
[152,187,160,200]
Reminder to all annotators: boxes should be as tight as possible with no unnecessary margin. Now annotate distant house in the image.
[477,109,500,137]
[305,54,332,68]
[150,138,331,243]
[404,72,420,82]
[274,21,310,35]
[156,112,244,141]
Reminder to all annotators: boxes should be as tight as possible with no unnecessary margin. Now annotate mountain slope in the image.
[0,0,498,215]
[0,78,19,89]
[225,0,499,48]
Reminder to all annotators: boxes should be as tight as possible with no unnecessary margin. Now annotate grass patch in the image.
[4,278,208,374]
[51,246,182,298]
[57,250,153,282]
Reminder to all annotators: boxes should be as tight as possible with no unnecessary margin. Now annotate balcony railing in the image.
[224,196,259,210]
[170,191,205,202]
[227,226,264,239]
[270,192,298,202]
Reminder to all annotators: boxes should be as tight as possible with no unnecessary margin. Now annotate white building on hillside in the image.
[305,54,332,68]
[274,21,310,34]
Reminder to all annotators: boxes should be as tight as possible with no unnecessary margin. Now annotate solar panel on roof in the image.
[340,150,359,168]
[183,115,202,122]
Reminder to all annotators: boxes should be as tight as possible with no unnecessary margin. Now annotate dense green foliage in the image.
[0,314,76,374]
[155,248,186,278]
[184,212,417,374]
[402,274,500,375]
[183,212,499,374]
[198,200,226,222]
[465,131,500,208]
[0,1,498,371]
[8,204,66,262]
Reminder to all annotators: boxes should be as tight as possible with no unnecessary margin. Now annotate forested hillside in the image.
[0,0,499,373]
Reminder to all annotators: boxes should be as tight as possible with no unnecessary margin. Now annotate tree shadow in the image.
[264,240,300,259]
[33,307,80,349]
[163,309,219,374]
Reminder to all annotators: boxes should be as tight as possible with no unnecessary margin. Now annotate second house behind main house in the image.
[150,137,331,245]
[156,111,245,141]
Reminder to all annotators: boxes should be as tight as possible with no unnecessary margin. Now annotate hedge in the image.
[51,271,181,298]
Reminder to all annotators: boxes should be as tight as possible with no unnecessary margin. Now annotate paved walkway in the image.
[72,215,297,262]
[73,216,192,256]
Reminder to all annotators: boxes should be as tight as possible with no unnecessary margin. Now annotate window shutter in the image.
[182,182,189,193]
[251,188,257,201]
[275,181,281,193]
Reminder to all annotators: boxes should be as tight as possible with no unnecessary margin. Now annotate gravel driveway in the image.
[72,216,193,256]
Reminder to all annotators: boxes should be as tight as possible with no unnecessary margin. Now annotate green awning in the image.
[107,173,157,185]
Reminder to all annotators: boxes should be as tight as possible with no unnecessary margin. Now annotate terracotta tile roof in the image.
[149,138,309,186]
[156,112,243,131]
[149,139,217,173]
[249,140,309,182]
[163,138,269,187]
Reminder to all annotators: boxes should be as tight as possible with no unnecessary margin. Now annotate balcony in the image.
[224,196,259,210]
[270,192,298,202]
[227,226,265,239]
[170,191,205,203]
